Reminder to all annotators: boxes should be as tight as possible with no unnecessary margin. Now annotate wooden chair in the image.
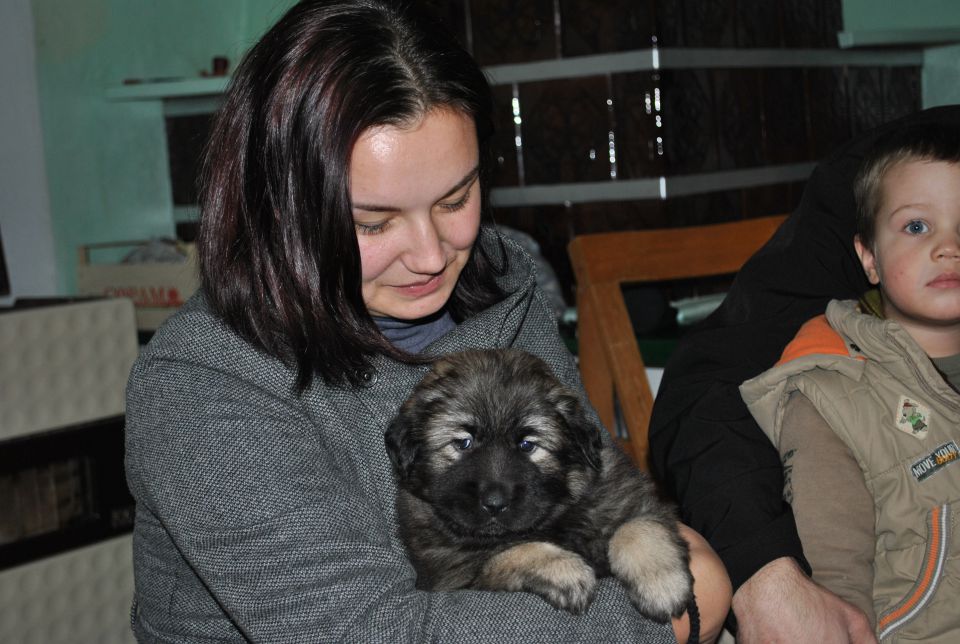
[568,214,788,469]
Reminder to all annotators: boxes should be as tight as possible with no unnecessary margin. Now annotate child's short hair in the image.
[853,121,960,248]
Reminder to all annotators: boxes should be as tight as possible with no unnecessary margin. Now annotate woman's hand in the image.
[672,523,733,644]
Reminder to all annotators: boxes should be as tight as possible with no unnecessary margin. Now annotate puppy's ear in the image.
[556,392,603,471]
[384,413,420,482]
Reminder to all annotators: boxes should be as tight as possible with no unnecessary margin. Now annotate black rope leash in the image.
[686,595,701,644]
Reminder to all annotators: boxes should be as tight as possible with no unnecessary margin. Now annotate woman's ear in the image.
[854,234,881,285]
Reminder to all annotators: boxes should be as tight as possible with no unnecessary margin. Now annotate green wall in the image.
[32,0,295,293]
[843,0,960,31]
[925,44,960,108]
[841,0,960,108]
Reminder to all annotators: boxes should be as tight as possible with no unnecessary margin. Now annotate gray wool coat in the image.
[124,231,675,643]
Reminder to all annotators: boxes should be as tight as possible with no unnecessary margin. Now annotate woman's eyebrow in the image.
[440,164,481,199]
[352,164,480,212]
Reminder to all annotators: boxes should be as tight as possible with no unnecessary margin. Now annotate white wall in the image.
[0,0,58,305]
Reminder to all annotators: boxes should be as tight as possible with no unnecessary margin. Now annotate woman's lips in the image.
[394,272,444,297]
[928,273,960,288]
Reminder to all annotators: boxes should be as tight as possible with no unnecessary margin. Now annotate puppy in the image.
[384,349,693,620]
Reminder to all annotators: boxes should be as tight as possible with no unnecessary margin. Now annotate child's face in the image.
[854,159,960,346]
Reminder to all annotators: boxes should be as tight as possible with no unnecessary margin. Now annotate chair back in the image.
[568,214,787,468]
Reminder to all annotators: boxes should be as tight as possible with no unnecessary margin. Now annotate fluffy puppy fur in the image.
[384,349,693,620]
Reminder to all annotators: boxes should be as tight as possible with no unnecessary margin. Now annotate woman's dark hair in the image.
[198,0,505,390]
[854,121,960,249]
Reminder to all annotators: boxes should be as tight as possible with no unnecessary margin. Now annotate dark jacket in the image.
[124,230,674,643]
[647,105,960,594]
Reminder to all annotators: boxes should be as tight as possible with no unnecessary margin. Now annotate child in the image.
[740,122,960,643]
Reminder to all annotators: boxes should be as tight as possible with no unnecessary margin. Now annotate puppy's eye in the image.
[454,437,473,450]
[518,439,537,453]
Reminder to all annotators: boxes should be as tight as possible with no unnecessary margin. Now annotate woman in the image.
[125,1,730,641]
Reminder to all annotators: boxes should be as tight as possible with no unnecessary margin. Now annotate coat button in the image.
[358,369,378,387]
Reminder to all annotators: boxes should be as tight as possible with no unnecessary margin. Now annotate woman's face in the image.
[350,109,482,320]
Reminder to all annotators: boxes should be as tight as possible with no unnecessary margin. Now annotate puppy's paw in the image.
[479,541,597,614]
[608,518,694,622]
[526,551,597,615]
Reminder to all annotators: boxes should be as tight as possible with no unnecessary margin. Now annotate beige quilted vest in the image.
[741,299,960,643]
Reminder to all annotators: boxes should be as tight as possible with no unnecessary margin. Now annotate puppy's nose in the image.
[480,485,509,516]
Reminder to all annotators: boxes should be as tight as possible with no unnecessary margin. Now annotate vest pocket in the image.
[877,504,951,641]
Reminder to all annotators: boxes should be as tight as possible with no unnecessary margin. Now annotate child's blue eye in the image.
[905,220,929,235]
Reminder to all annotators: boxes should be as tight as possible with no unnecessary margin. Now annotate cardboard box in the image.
[76,241,199,330]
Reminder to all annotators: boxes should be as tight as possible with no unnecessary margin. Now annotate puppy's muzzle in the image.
[479,482,510,516]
